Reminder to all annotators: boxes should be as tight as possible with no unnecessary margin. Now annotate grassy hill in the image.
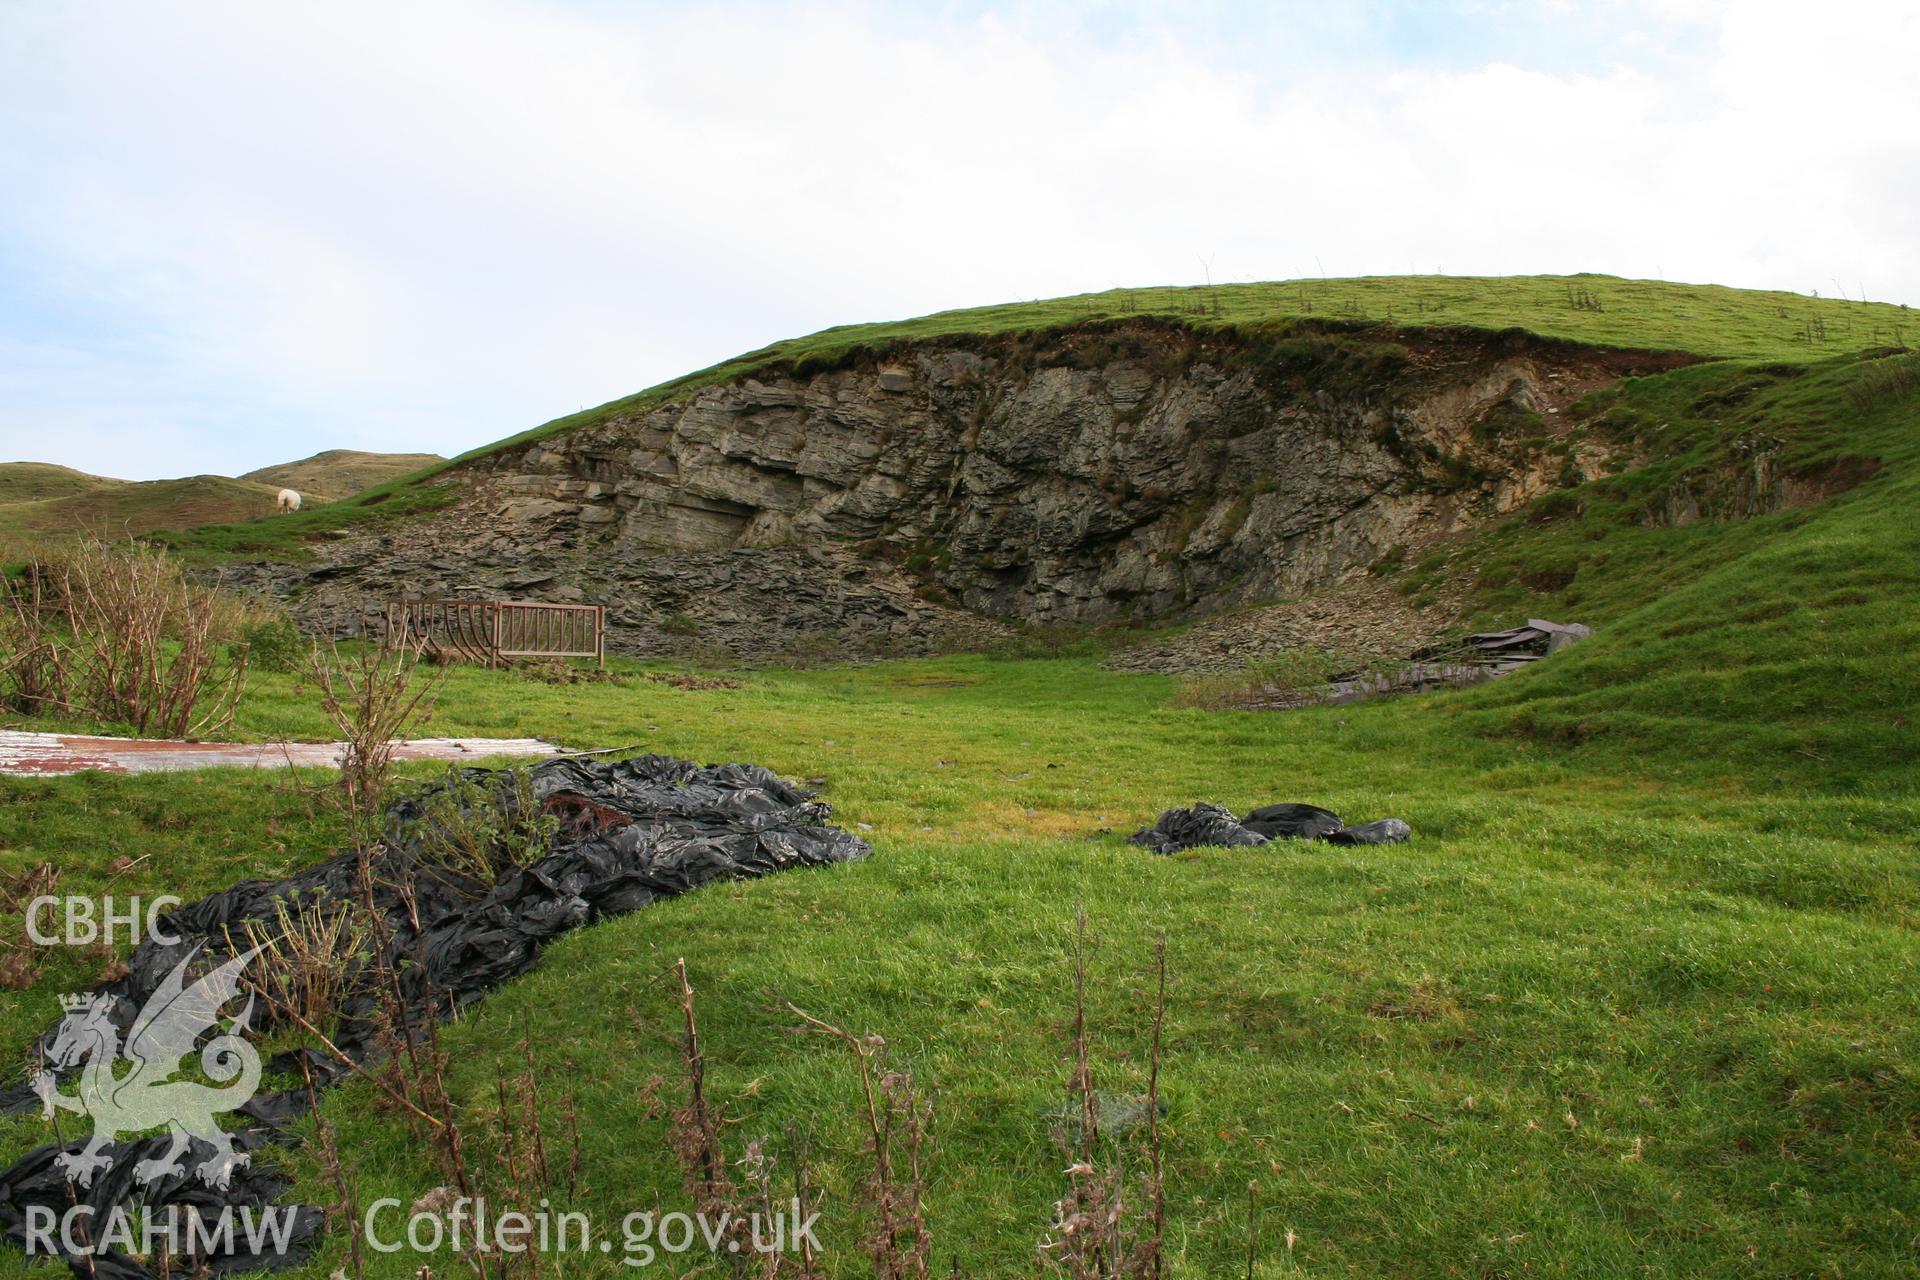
[0,449,444,550]
[0,461,107,505]
[240,448,444,500]
[158,273,1916,560]
[0,471,284,539]
[2,275,1917,1277]
[152,274,1920,789]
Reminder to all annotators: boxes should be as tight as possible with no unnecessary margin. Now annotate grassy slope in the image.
[0,473,285,542]
[239,449,446,501]
[1425,348,1920,788]
[0,453,452,556]
[155,273,1915,561]
[3,659,1917,1277]
[0,463,109,505]
[3,276,1919,1276]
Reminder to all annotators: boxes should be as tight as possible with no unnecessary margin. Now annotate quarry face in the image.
[220,321,1690,661]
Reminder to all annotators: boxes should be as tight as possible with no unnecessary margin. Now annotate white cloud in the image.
[0,0,1914,479]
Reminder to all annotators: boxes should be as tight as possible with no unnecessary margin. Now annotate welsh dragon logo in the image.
[31,945,265,1190]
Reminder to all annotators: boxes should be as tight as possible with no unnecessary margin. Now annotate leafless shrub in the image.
[787,1003,934,1280]
[0,538,248,736]
[0,571,69,713]
[303,635,442,847]
[233,897,374,1036]
[1038,915,1170,1280]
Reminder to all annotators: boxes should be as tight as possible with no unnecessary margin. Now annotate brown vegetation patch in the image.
[1776,456,1882,509]
[642,671,744,691]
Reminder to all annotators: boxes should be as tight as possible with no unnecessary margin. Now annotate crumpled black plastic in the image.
[1323,818,1412,846]
[1241,803,1345,841]
[0,1132,323,1279]
[1130,801,1409,853]
[1,753,870,1277]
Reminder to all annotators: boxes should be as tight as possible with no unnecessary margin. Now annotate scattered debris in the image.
[1414,618,1591,675]
[1109,573,1460,676]
[1196,618,1593,711]
[518,658,625,685]
[640,671,743,691]
[1130,802,1409,854]
[0,753,870,1277]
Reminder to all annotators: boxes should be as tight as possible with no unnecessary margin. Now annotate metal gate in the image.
[384,599,605,667]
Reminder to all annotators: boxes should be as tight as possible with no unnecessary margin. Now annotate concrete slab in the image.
[0,730,566,776]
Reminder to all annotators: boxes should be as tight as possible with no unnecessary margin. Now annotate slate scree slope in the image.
[218,322,1693,658]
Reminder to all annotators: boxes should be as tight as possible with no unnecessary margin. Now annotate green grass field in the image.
[3,275,1919,1277]
[3,654,1917,1276]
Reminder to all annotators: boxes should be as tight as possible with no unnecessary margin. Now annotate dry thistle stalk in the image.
[304,632,442,849]
[786,1002,934,1280]
[1039,917,1171,1280]
[669,958,738,1220]
[492,1061,543,1280]
[303,1059,366,1280]
[518,1041,552,1191]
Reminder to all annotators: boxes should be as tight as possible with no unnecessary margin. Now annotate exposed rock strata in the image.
[217,321,1691,661]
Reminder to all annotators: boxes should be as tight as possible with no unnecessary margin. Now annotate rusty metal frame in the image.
[384,599,605,668]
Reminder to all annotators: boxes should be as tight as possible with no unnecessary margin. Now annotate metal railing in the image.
[383,599,605,667]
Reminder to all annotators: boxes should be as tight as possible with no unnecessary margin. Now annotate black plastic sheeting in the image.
[1130,802,1409,854]
[0,754,870,1278]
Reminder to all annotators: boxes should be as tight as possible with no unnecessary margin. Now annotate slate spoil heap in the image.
[1414,618,1592,675]
[1131,801,1411,854]
[0,754,870,1279]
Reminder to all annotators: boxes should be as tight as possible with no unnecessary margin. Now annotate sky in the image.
[1,0,1915,480]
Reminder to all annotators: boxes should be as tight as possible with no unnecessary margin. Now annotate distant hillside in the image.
[241,449,444,500]
[0,473,283,540]
[0,449,444,546]
[0,461,109,505]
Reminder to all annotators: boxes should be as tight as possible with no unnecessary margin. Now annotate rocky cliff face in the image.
[220,321,1690,660]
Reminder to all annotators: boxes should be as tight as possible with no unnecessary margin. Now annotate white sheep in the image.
[276,488,302,514]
